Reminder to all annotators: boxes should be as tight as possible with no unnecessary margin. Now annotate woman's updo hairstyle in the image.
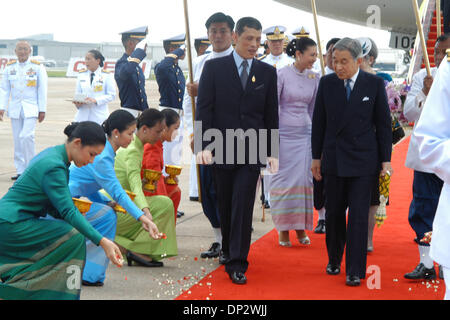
[137,108,165,130]
[64,121,106,146]
[286,37,317,58]
[88,49,106,68]
[102,109,137,137]
[161,108,180,128]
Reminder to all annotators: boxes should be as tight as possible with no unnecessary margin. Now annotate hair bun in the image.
[286,39,297,58]
[102,119,110,134]
[286,37,317,57]
[64,122,79,138]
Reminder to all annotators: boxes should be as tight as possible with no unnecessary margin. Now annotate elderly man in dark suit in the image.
[311,38,392,286]
[195,17,279,285]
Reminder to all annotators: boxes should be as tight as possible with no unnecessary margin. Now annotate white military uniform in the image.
[312,61,335,76]
[74,67,116,125]
[0,58,47,175]
[184,45,234,198]
[260,53,294,70]
[413,52,450,300]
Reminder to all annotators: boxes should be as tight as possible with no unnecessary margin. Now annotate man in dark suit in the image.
[311,38,392,287]
[195,17,279,285]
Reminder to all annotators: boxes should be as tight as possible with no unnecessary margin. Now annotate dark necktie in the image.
[240,60,249,90]
[345,79,352,101]
[90,72,95,85]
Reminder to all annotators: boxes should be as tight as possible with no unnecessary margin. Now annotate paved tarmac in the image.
[0,77,274,300]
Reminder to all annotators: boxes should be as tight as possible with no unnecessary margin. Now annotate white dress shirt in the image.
[404,67,438,173]
[346,68,360,90]
[312,61,335,76]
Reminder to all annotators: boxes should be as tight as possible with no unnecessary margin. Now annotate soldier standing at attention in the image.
[114,27,149,118]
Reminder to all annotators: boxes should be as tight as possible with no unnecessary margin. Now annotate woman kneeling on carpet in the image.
[0,122,122,300]
[114,108,178,267]
[142,109,182,223]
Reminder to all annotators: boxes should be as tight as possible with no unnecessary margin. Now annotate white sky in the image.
[0,0,391,49]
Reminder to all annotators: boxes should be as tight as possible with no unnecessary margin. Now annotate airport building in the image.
[0,34,189,71]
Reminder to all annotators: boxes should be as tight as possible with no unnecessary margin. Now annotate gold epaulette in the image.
[127,57,141,64]
[166,53,178,59]
[6,59,17,66]
[30,60,41,65]
[101,69,110,74]
[257,54,267,61]
[447,48,450,62]
[78,68,87,73]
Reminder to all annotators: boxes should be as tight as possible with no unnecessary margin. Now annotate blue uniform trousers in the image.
[408,171,443,246]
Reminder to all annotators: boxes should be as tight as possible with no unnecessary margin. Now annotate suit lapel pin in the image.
[252,76,256,83]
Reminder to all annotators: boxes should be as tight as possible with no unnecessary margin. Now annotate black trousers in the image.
[324,174,376,279]
[213,166,260,275]
[313,177,326,211]
[444,2,450,34]
[199,165,220,229]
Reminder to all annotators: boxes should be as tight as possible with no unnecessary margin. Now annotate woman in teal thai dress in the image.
[114,108,178,267]
[0,122,123,300]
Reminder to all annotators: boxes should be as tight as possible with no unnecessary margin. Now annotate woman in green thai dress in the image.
[0,122,123,300]
[114,108,178,267]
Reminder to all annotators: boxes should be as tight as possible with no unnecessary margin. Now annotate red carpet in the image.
[176,137,446,300]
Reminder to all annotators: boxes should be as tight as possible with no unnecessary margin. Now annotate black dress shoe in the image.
[314,220,326,234]
[326,264,340,275]
[404,263,436,280]
[190,197,199,202]
[229,271,247,285]
[177,211,184,218]
[11,174,20,181]
[82,280,104,287]
[200,242,221,259]
[219,251,230,265]
[126,252,164,267]
[346,275,361,286]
